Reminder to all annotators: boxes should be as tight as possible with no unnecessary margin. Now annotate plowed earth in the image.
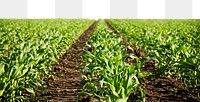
[35,20,199,102]
[105,20,199,102]
[36,21,97,102]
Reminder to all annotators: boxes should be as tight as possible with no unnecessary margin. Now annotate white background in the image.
[192,0,200,19]
[27,0,55,18]
[82,0,110,19]
[137,0,165,19]
[2,0,198,19]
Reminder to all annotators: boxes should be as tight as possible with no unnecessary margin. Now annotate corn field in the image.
[0,19,199,102]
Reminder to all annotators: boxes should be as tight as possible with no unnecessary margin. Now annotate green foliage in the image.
[78,20,145,102]
[108,19,200,98]
[0,19,93,101]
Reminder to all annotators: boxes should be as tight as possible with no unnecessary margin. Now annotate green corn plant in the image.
[78,20,146,102]
[107,19,200,99]
[0,19,94,101]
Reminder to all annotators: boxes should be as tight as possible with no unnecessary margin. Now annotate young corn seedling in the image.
[107,19,200,99]
[78,20,146,102]
[0,19,94,101]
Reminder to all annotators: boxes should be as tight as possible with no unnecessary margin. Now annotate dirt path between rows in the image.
[36,21,97,102]
[104,20,199,102]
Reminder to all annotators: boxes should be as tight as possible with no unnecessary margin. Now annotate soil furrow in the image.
[36,21,97,102]
[104,20,199,102]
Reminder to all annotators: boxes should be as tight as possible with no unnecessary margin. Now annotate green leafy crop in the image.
[108,19,200,98]
[0,19,93,101]
[78,20,145,102]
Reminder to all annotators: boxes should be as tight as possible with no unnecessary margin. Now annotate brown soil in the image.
[34,20,199,102]
[35,21,97,102]
[105,20,199,102]
[126,45,199,102]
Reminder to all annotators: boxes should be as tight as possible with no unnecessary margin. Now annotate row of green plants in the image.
[78,20,147,102]
[0,19,94,101]
[107,19,200,98]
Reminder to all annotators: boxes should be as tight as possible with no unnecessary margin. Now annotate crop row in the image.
[78,20,146,102]
[107,19,200,98]
[0,19,93,101]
